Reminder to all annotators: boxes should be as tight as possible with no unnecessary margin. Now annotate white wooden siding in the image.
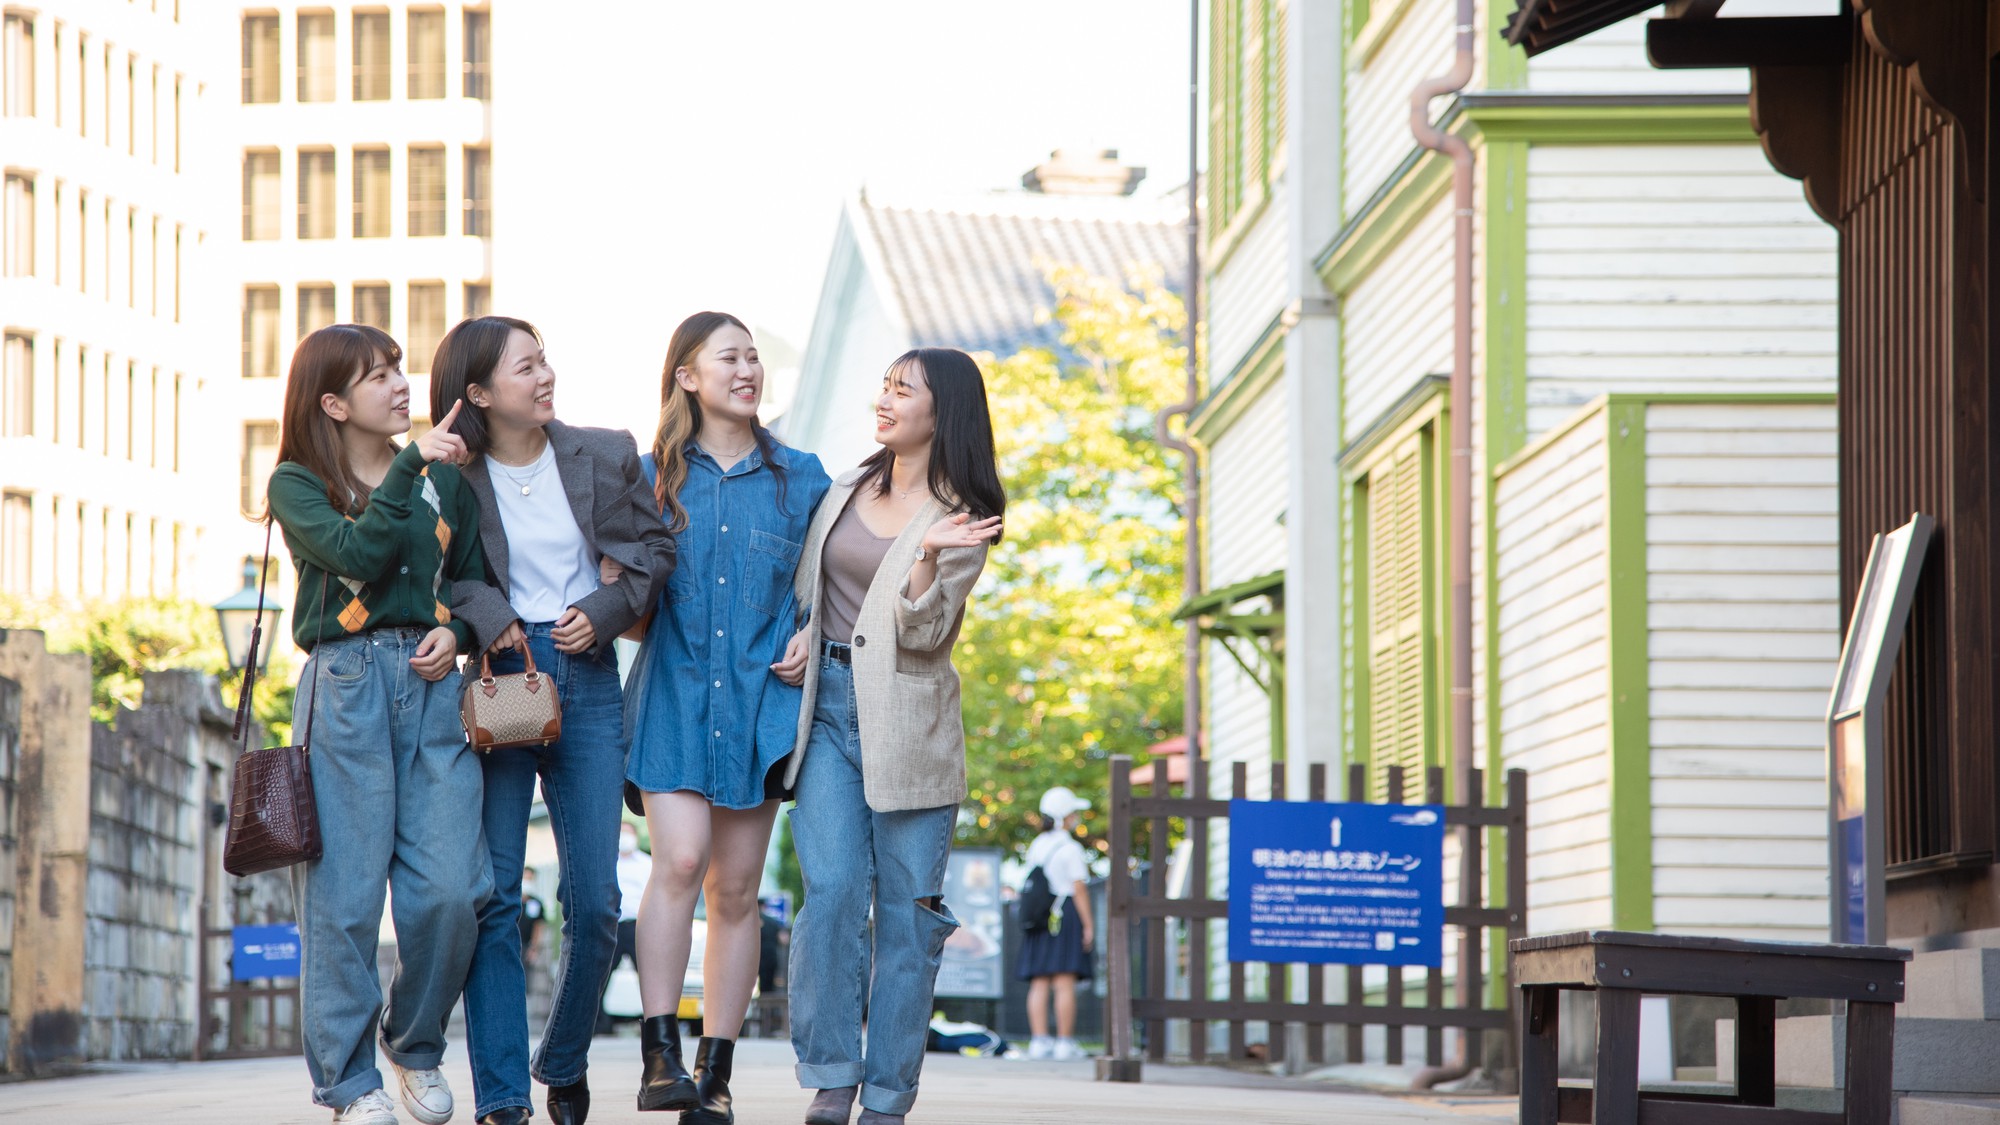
[1205,382,1291,776]
[1209,183,1292,381]
[1344,0,1452,210]
[1645,401,1838,942]
[1523,144,1837,439]
[1341,197,1452,442]
[1524,2,1832,94]
[1494,409,1613,936]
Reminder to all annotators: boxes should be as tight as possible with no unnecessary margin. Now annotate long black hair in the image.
[856,347,1006,524]
[430,315,541,457]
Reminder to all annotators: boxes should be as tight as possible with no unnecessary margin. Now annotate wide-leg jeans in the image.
[293,628,491,1111]
[788,656,959,1117]
[462,624,626,1119]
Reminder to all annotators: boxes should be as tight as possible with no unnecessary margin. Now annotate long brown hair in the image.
[651,311,790,532]
[273,324,404,517]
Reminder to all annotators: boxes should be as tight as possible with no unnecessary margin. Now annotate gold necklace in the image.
[700,437,756,461]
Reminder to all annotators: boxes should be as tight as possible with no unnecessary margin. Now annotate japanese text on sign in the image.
[1228,800,1445,967]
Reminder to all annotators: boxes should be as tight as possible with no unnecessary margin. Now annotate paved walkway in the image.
[0,1035,1518,1124]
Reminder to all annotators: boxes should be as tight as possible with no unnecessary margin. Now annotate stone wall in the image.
[0,630,291,1072]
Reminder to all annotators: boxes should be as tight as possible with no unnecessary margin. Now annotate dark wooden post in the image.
[1346,762,1366,1064]
[1228,761,1249,1060]
[1099,755,1142,1082]
[1145,758,1171,1062]
[1384,764,1406,1066]
[1306,763,1328,1065]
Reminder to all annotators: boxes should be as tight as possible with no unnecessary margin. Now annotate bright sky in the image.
[491,0,1195,431]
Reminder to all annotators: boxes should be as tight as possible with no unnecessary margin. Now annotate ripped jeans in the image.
[787,655,959,1117]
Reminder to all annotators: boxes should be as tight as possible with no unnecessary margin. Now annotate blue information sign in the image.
[1228,799,1445,967]
[232,923,302,981]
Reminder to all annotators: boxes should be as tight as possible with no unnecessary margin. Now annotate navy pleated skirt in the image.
[1016,898,1095,981]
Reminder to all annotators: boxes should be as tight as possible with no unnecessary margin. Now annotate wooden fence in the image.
[1101,757,1527,1080]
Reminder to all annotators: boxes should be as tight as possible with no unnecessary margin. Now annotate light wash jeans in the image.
[462,623,626,1119]
[788,656,959,1116]
[292,628,491,1111]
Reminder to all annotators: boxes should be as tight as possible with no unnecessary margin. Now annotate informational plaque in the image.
[1825,513,1932,945]
[231,922,302,981]
[1227,799,1444,966]
[935,847,1005,999]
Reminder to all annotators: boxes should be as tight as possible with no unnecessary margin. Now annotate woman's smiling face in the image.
[677,321,763,426]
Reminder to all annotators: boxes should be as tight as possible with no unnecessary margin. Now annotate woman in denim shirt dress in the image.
[621,312,831,1122]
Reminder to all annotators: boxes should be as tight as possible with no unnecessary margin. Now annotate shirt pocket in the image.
[745,529,804,617]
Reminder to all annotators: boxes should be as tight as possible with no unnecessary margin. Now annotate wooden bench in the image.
[1511,931,1909,1125]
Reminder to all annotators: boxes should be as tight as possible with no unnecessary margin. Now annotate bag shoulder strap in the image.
[231,521,333,754]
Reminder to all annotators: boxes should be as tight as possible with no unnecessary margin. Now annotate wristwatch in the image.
[915,546,929,561]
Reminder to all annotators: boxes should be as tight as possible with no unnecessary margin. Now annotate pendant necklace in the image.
[490,453,551,496]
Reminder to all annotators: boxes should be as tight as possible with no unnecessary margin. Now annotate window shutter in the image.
[1271,0,1288,158]
[1366,430,1433,801]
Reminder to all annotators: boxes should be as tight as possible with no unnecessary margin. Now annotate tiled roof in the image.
[857,193,1188,356]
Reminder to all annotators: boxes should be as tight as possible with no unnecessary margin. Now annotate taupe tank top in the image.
[820,498,896,645]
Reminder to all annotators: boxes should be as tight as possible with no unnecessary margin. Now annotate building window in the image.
[354,147,390,237]
[353,282,390,331]
[173,74,181,172]
[3,171,31,277]
[408,281,444,374]
[125,54,135,156]
[73,345,86,449]
[242,421,279,518]
[75,31,86,137]
[150,65,159,163]
[1354,422,1444,802]
[463,146,491,237]
[464,281,490,319]
[299,282,335,339]
[2,332,30,438]
[352,10,389,102]
[408,9,444,99]
[463,9,490,100]
[172,223,182,322]
[408,144,444,236]
[297,10,335,103]
[124,361,135,458]
[76,187,87,293]
[243,285,280,379]
[125,207,135,308]
[1209,0,1285,235]
[4,11,34,118]
[298,147,334,239]
[242,148,281,241]
[241,13,279,105]
[0,491,27,593]
[170,372,181,470]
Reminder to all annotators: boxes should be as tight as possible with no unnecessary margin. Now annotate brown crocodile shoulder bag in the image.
[222,523,328,877]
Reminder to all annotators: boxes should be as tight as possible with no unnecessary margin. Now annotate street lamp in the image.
[213,556,280,674]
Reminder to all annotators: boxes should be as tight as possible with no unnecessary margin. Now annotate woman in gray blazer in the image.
[771,347,1005,1125]
[434,316,674,1125]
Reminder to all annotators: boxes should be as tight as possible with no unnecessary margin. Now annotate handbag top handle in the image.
[231,519,334,754]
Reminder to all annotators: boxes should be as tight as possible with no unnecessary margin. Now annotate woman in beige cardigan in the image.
[771,347,1005,1125]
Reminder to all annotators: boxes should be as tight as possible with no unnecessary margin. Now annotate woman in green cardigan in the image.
[265,324,493,1125]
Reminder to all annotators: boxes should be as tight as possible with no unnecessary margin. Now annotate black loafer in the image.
[547,1075,590,1125]
[477,1109,531,1125]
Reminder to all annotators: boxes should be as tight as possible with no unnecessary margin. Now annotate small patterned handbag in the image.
[460,645,562,751]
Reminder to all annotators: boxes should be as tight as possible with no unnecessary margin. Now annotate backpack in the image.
[1020,865,1056,934]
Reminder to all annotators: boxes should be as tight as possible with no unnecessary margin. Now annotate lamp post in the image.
[213,555,278,674]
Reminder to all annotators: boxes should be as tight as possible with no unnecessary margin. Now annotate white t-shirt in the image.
[615,848,651,921]
[486,440,598,624]
[1025,829,1090,902]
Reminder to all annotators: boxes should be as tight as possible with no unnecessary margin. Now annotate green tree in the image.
[955,265,1188,858]
[0,595,296,740]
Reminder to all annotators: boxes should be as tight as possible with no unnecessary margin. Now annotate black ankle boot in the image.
[682,1036,735,1124]
[637,1015,698,1112]
[546,1074,590,1125]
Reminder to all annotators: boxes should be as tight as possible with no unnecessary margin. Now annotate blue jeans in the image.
[462,625,626,1118]
[293,628,491,1110]
[788,656,959,1116]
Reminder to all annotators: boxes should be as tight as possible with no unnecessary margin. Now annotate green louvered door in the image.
[1365,429,1436,802]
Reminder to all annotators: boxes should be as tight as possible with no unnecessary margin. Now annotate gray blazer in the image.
[452,420,674,658]
[784,469,990,812]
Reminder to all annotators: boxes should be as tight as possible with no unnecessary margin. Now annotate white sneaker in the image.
[1053,1037,1087,1061]
[1027,1035,1055,1060]
[332,1089,399,1125]
[392,1062,453,1124]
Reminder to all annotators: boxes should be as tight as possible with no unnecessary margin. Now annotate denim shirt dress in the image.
[624,442,832,809]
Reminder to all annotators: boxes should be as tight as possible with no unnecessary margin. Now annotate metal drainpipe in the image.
[1159,0,1205,800]
[1409,0,1480,1090]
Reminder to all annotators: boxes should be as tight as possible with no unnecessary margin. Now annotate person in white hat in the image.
[1017,787,1096,1060]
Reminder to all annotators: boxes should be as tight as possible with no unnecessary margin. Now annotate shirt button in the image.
[713,730,721,738]
[715,629,724,637]
[720,525,729,533]
[718,577,726,585]
[713,680,721,688]
[853,635,866,647]
[399,565,409,575]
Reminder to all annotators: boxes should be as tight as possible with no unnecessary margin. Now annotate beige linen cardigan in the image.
[782,468,990,812]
